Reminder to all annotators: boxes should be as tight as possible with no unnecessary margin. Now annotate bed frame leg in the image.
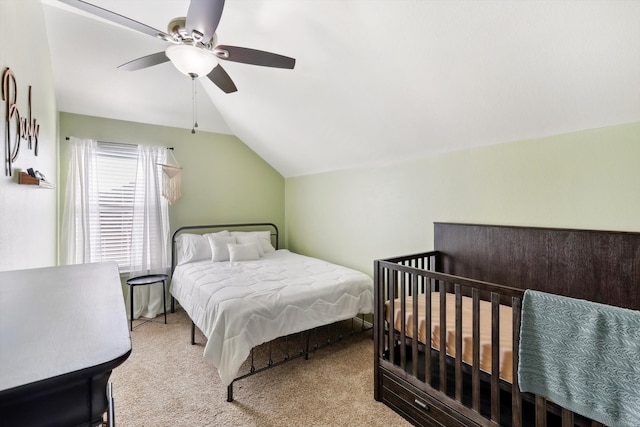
[171,296,175,313]
[305,332,311,360]
[191,321,196,345]
[227,384,234,402]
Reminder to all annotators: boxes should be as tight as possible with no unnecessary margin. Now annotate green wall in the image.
[285,122,640,276]
[58,112,285,260]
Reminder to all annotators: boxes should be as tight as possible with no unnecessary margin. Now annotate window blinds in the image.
[95,141,139,271]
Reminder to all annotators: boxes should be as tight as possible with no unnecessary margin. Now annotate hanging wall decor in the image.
[2,67,41,177]
[160,148,182,205]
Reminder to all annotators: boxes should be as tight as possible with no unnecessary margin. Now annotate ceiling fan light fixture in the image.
[165,44,217,77]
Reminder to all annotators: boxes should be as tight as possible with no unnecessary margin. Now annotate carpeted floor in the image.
[109,309,411,426]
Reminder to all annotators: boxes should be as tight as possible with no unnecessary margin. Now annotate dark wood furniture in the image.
[126,273,168,331]
[434,223,640,310]
[374,223,640,427]
[0,262,131,427]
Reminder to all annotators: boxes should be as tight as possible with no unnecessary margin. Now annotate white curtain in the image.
[129,144,170,319]
[61,138,100,265]
[61,139,170,320]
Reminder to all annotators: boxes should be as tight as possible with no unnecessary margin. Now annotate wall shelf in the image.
[18,172,55,189]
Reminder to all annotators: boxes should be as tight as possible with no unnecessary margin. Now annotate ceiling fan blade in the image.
[216,45,296,69]
[58,0,170,39]
[186,0,225,43]
[118,52,170,71]
[207,65,238,93]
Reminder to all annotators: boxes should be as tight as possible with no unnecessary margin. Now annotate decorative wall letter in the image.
[2,67,40,177]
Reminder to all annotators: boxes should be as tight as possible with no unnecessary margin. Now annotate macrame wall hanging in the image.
[160,148,182,205]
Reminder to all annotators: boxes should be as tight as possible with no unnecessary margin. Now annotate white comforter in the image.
[170,250,373,385]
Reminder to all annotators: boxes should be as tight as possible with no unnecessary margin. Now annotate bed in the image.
[374,223,640,427]
[169,223,373,401]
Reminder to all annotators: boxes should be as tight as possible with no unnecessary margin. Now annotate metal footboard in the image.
[188,315,371,402]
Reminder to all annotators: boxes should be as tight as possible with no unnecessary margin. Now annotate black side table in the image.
[126,274,168,331]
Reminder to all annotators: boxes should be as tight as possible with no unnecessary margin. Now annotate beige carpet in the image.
[110,309,411,426]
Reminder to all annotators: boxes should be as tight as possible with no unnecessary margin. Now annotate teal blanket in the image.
[518,290,640,427]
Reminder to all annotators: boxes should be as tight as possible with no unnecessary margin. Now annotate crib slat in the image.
[411,274,419,377]
[418,257,425,293]
[425,280,432,386]
[439,283,447,393]
[455,284,463,401]
[562,408,574,426]
[535,395,547,427]
[472,288,480,412]
[491,292,500,424]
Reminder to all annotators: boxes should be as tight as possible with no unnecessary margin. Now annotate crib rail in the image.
[374,252,605,427]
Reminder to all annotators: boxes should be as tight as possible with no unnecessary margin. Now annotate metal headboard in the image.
[171,222,279,274]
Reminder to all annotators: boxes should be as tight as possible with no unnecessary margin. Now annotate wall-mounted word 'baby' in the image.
[3,67,40,177]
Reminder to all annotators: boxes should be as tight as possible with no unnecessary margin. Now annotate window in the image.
[95,141,139,271]
[62,138,169,275]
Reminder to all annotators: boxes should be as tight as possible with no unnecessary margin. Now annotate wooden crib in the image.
[374,223,640,427]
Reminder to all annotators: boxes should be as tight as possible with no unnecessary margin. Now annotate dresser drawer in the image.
[380,369,474,427]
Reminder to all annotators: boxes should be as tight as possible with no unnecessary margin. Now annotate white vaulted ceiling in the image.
[42,0,640,177]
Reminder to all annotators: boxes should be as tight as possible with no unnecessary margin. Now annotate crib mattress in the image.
[385,292,514,383]
[171,249,374,386]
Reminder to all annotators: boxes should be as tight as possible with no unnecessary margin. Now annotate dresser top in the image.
[0,262,131,392]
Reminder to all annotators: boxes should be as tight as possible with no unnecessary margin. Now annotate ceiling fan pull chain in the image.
[191,75,197,134]
[194,78,199,130]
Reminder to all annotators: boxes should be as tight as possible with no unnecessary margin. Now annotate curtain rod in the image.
[65,136,174,150]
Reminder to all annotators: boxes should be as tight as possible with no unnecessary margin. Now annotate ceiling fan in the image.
[58,0,296,94]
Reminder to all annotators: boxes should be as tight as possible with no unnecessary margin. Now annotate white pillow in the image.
[176,230,230,265]
[228,243,260,262]
[230,231,275,254]
[203,230,230,240]
[176,234,210,265]
[207,235,237,262]
[235,234,264,257]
